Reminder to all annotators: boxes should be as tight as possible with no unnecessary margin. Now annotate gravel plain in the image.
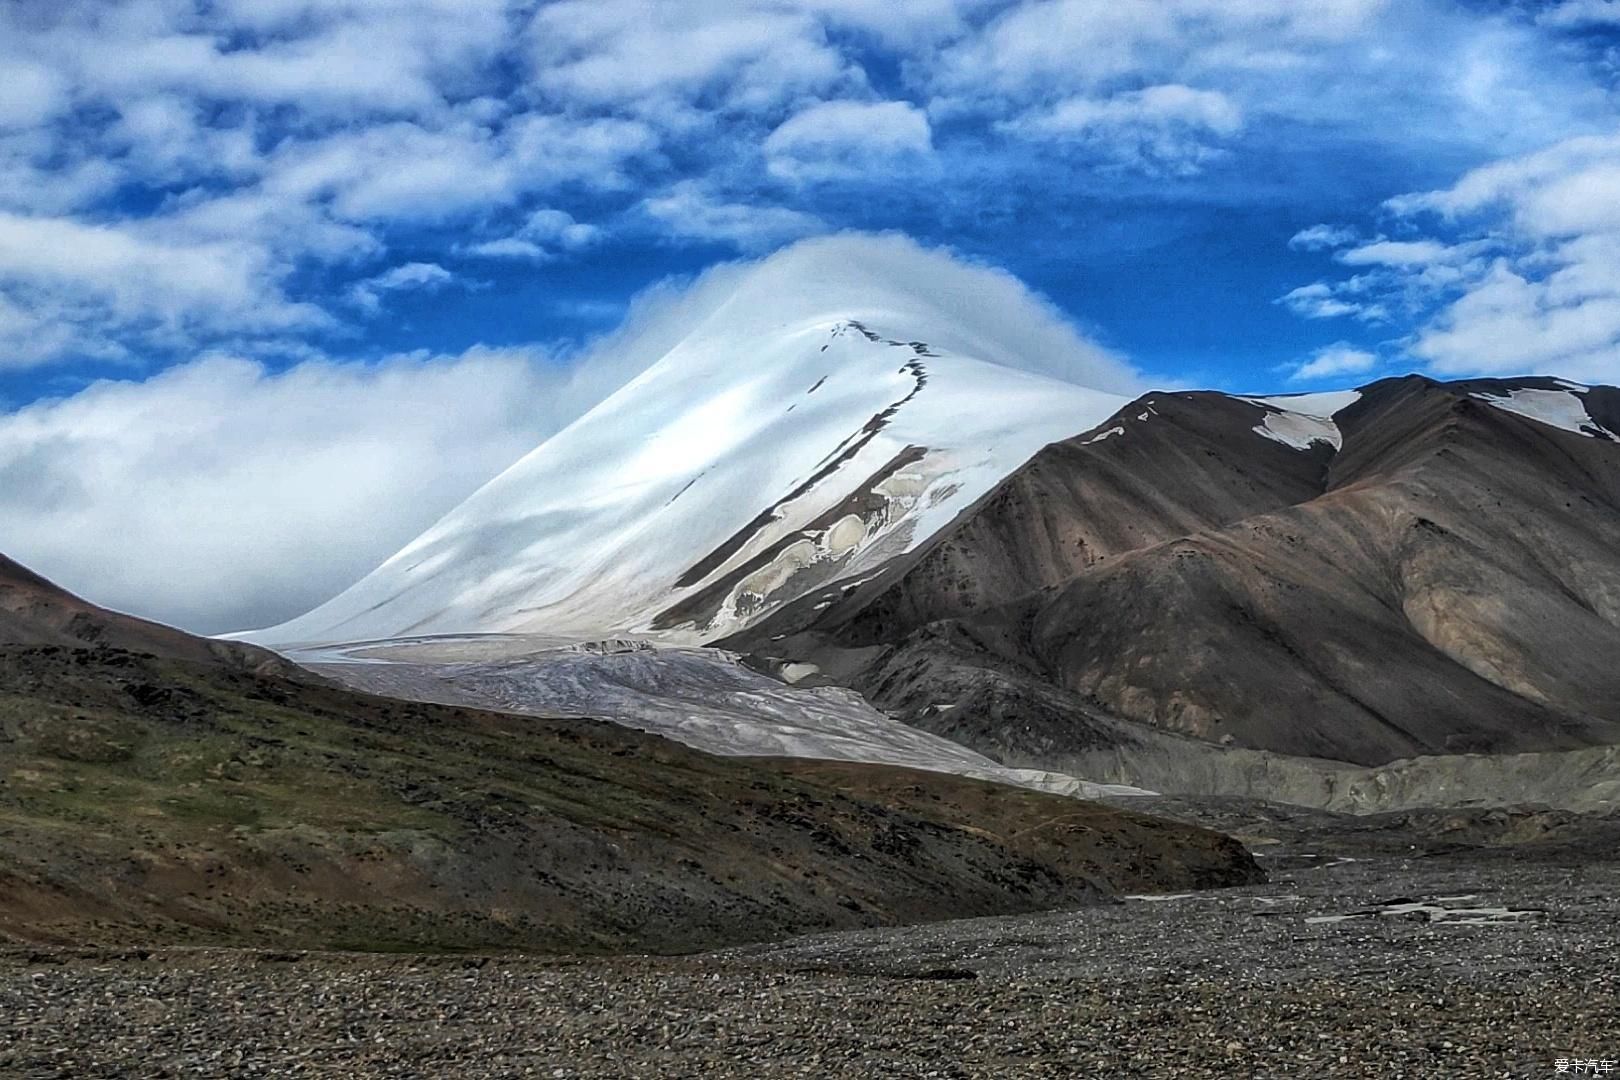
[3,853,1616,1079]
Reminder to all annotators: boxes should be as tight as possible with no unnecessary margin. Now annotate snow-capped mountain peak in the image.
[245,280,1131,647]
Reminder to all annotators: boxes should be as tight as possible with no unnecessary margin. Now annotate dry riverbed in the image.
[3,854,1615,1078]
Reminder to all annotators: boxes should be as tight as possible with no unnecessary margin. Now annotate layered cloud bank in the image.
[0,348,558,634]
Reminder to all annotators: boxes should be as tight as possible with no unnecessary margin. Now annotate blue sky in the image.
[1,0,1619,630]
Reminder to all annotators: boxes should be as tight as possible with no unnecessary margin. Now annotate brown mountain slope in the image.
[0,559,1258,952]
[725,376,1620,769]
[0,554,289,676]
[725,390,1336,660]
[809,391,1336,650]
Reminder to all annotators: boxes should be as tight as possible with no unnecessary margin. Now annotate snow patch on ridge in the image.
[1240,390,1360,451]
[1471,386,1615,440]
[1253,411,1343,451]
[1250,389,1363,416]
[1082,425,1125,445]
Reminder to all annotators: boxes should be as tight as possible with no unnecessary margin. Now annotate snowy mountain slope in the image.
[247,272,1130,647]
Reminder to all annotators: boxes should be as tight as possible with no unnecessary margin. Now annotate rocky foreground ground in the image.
[3,851,1615,1079]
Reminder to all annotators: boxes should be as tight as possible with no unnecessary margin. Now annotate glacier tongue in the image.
[297,637,1154,801]
[245,311,1126,648]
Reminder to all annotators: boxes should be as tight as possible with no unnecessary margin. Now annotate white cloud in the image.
[1387,133,1620,239]
[583,231,1139,391]
[0,60,71,130]
[0,347,563,634]
[0,294,130,371]
[1285,133,1620,383]
[499,113,660,193]
[154,188,380,267]
[1409,260,1620,381]
[791,0,973,46]
[2,0,1613,378]
[0,135,122,216]
[1335,239,1461,267]
[1277,281,1379,321]
[0,210,327,365]
[1537,0,1620,28]
[525,1,860,115]
[0,105,655,360]
[467,208,603,261]
[348,261,456,312]
[1279,238,1489,327]
[520,209,602,249]
[640,182,825,250]
[1009,85,1241,137]
[929,0,1606,183]
[261,116,656,224]
[365,262,454,291]
[1289,224,1358,250]
[1384,135,1563,218]
[40,0,516,119]
[105,95,263,185]
[764,99,934,181]
[1289,342,1378,382]
[933,0,1389,99]
[0,213,282,321]
[466,238,550,260]
[1334,239,1494,285]
[999,84,1241,174]
[0,2,664,369]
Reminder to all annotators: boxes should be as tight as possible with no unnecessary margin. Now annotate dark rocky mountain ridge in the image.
[723,375,1620,799]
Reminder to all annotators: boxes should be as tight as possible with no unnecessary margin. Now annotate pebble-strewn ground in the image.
[3,856,1614,1078]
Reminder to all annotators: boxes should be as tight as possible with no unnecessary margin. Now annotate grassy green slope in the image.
[0,646,1259,954]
